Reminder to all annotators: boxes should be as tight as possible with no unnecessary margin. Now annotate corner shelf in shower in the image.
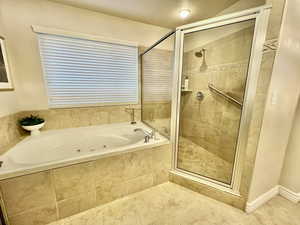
[181,89,192,93]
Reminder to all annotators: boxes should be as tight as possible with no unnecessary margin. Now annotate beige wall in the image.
[0,10,19,117]
[217,0,265,15]
[0,0,171,112]
[248,0,300,202]
[0,92,19,117]
[280,101,300,193]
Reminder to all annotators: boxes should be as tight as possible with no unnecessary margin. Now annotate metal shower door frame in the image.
[170,5,271,195]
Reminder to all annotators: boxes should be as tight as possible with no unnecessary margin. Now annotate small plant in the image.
[19,115,45,126]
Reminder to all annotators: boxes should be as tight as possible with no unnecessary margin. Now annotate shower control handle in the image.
[196,91,204,101]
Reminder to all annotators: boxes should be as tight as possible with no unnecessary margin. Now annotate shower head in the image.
[194,48,208,72]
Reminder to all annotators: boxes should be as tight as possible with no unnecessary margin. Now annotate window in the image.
[38,33,138,107]
[141,49,173,103]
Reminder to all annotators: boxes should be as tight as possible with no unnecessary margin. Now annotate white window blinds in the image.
[142,49,173,102]
[38,33,138,108]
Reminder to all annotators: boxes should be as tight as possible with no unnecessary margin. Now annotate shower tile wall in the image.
[178,26,254,183]
[0,144,171,225]
[142,102,171,133]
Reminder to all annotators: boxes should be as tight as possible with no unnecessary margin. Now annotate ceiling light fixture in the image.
[179,9,191,19]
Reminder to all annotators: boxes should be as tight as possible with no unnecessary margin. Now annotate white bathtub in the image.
[0,122,168,180]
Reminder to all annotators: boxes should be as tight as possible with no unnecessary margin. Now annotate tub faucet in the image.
[134,128,154,143]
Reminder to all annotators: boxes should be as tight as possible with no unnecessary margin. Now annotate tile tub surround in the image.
[0,112,25,154]
[20,105,141,132]
[48,182,300,225]
[0,105,141,154]
[0,144,171,225]
[0,122,168,180]
[142,102,172,137]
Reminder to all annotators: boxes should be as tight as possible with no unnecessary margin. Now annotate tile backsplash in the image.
[0,113,25,154]
[21,105,141,131]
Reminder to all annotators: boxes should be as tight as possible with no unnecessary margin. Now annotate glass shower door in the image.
[141,32,175,138]
[176,19,256,185]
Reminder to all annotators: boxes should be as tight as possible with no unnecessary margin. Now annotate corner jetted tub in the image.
[0,122,168,179]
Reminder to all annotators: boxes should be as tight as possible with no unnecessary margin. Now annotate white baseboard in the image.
[246,185,300,213]
[246,186,279,213]
[279,185,300,203]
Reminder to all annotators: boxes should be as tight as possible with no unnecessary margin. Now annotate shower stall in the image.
[141,6,271,194]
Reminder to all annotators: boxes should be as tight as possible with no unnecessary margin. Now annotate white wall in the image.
[280,101,300,193]
[0,0,171,112]
[248,0,300,201]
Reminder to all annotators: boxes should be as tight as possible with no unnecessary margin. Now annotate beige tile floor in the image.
[48,182,300,225]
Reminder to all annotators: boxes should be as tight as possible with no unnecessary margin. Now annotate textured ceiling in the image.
[50,0,240,28]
